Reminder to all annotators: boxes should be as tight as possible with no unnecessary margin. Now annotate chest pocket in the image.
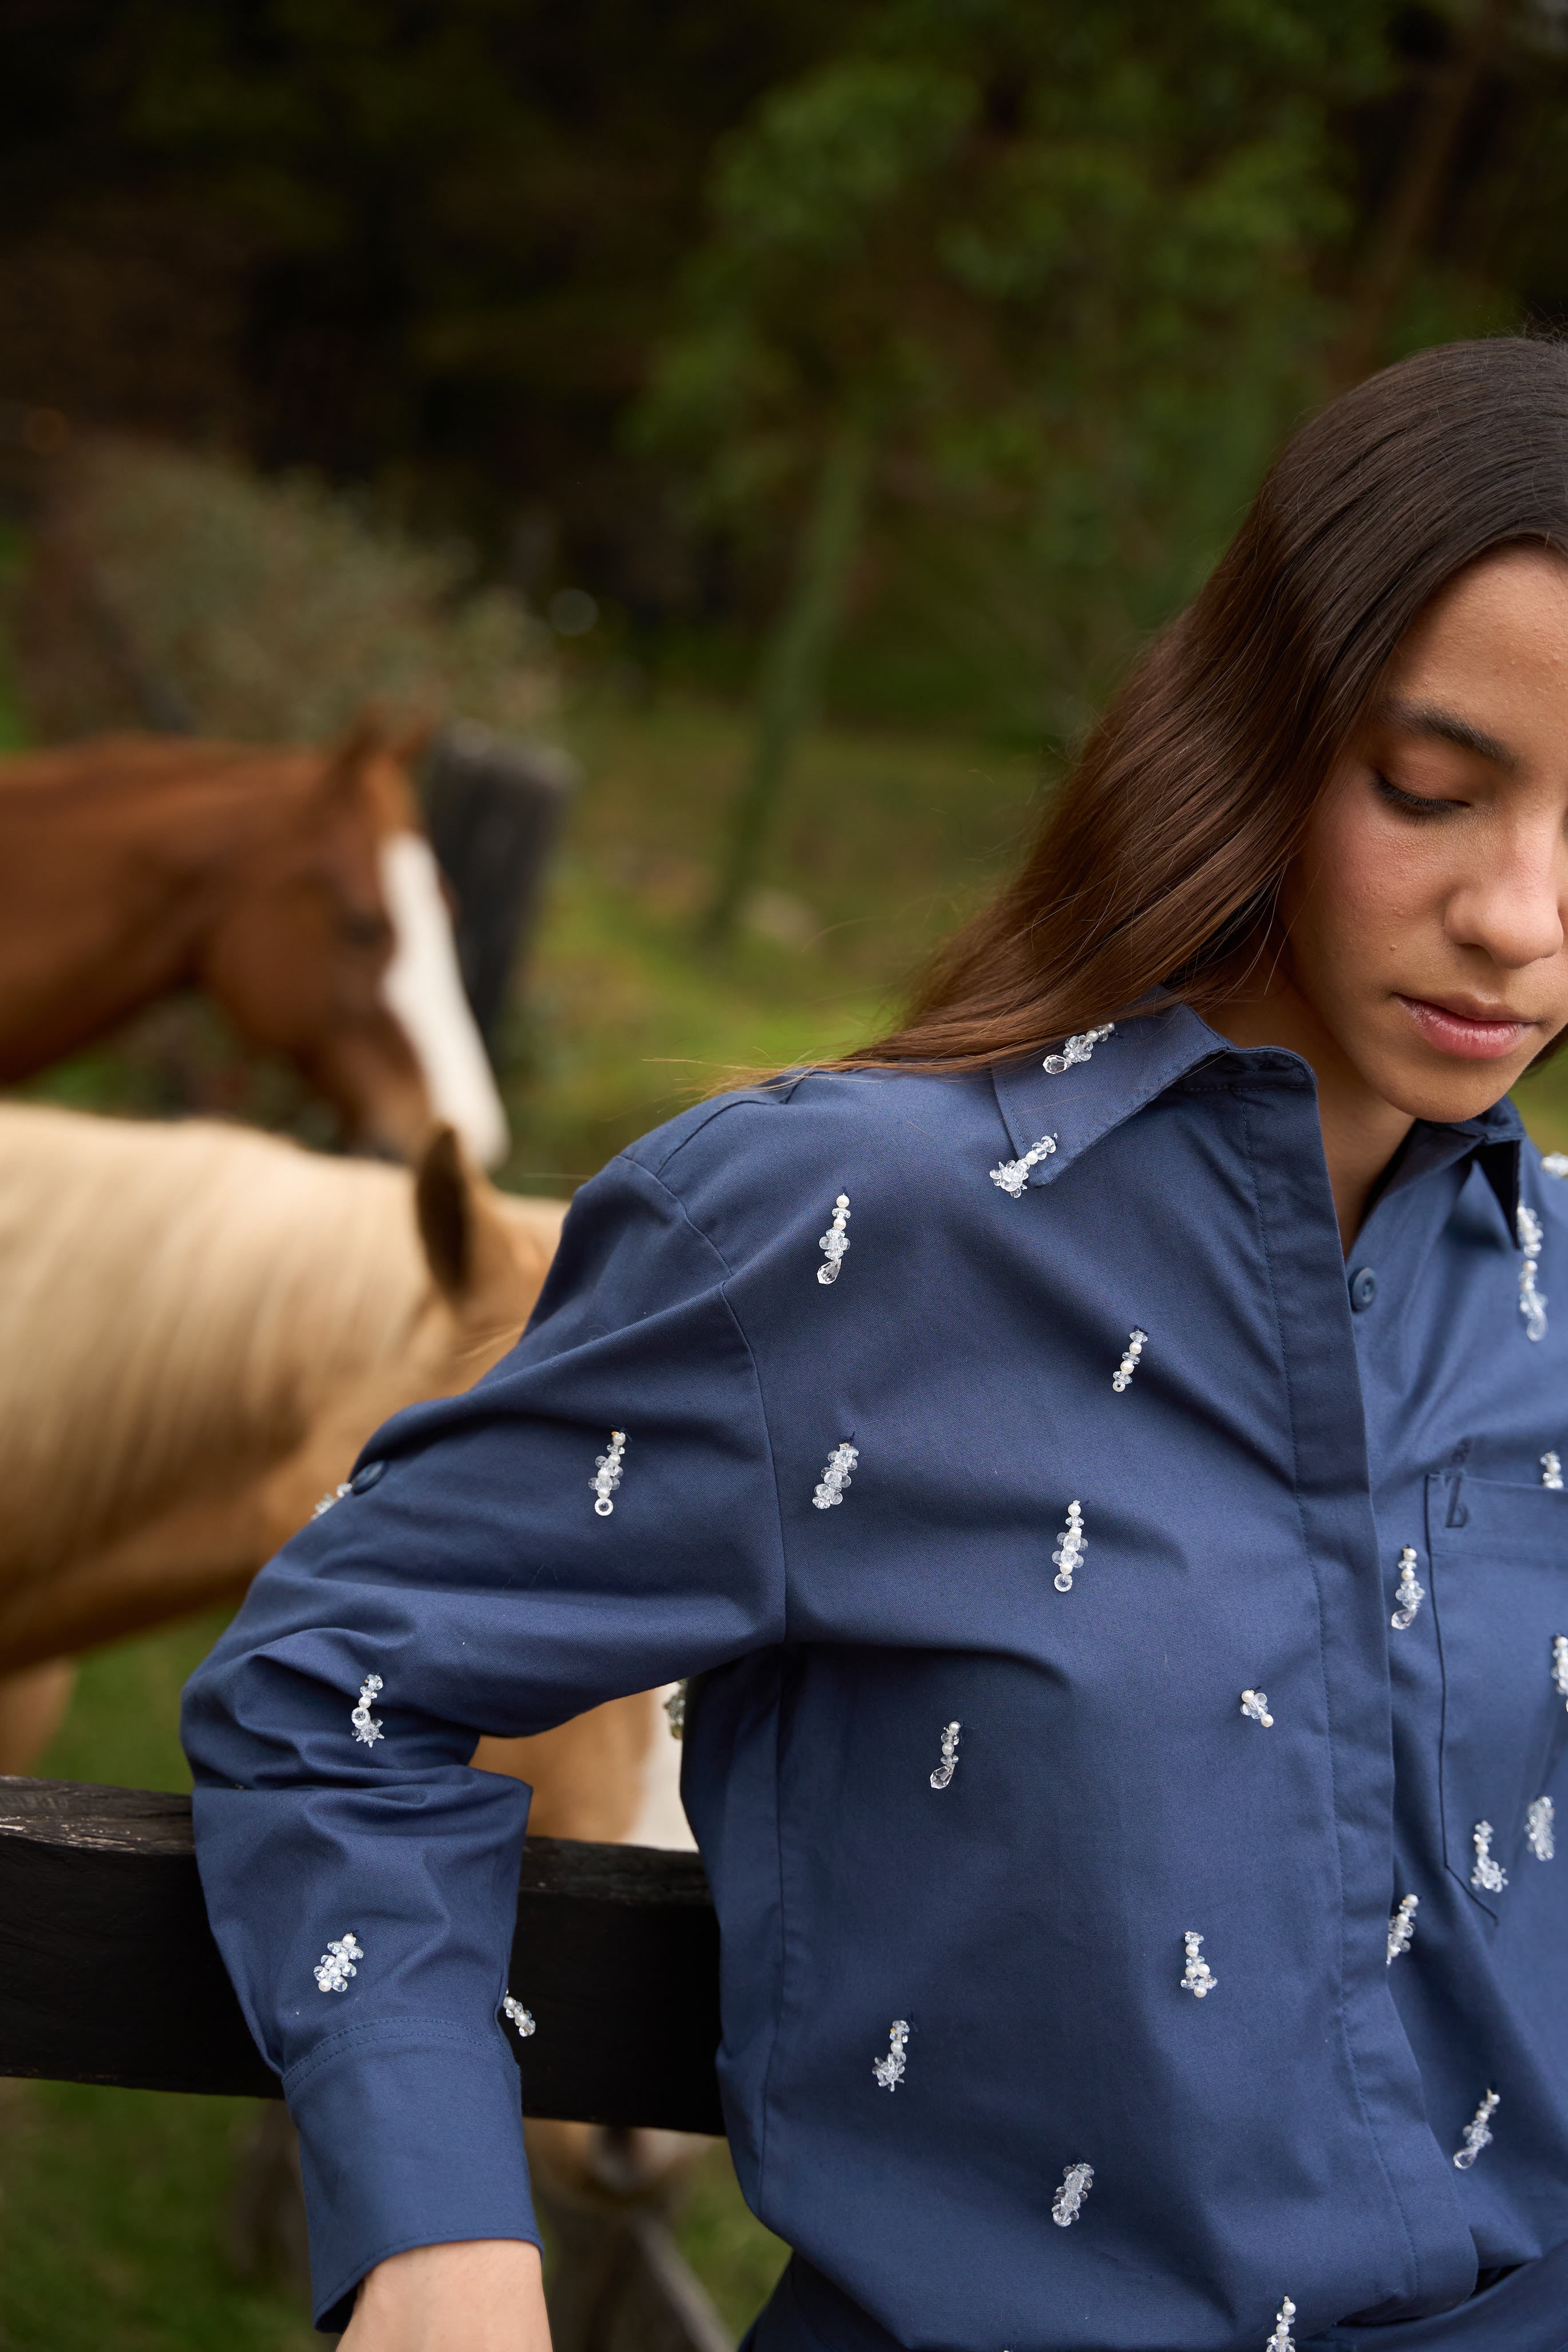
[1427,1469,1568,1919]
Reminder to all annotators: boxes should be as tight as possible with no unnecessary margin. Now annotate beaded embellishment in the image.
[1240,1688,1273,1728]
[817,1194,851,1284]
[1528,1795,1555,1861]
[593,1430,626,1517]
[1051,1500,1087,1592]
[1454,2090,1499,2169]
[314,1931,363,1992]
[930,1721,961,1790]
[990,1132,1057,1198]
[1391,1548,1425,1631]
[503,1994,536,2039]
[313,1483,351,1518]
[872,2019,910,2091]
[1545,1453,1564,1491]
[1112,1329,1147,1392]
[813,1442,858,1509]
[664,1683,687,1740]
[1180,1931,1218,1998]
[1471,1820,1507,1895]
[1044,1024,1114,1075]
[1050,2161,1093,2227]
[351,1674,384,1747]
[1266,2300,1297,2351]
[1554,1635,1568,1710]
[1387,1893,1419,1963]
[1546,1153,1568,1178]
[1519,1205,1547,1342]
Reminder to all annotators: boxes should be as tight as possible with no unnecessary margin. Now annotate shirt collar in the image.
[990,997,1526,1230]
[1377,1099,1522,1237]
[991,999,1235,1190]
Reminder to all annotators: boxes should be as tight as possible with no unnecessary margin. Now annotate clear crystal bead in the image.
[1050,2161,1093,2227]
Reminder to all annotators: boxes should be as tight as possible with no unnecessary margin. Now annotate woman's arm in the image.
[183,1146,788,2330]
[341,2241,551,2352]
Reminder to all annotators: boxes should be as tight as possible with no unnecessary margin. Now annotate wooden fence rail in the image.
[0,1777,725,2134]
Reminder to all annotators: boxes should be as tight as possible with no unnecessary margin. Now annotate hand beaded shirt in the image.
[182,1003,1568,2348]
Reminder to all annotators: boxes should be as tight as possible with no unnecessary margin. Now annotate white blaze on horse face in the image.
[378,833,510,1168]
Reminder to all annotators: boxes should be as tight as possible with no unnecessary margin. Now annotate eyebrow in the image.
[1376,697,1522,774]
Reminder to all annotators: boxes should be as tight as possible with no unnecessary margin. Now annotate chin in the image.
[1367,1048,1526,1126]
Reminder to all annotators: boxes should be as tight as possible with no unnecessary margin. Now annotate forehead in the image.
[1391,546,1568,691]
[1374,548,1568,769]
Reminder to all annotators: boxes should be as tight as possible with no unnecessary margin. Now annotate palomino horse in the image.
[0,1106,683,1842]
[0,726,509,1166]
[0,1103,698,2221]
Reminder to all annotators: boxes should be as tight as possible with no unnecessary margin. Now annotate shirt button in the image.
[1349,1267,1377,1311]
[349,1459,388,1494]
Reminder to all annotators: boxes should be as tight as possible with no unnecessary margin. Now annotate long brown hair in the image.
[851,336,1568,1072]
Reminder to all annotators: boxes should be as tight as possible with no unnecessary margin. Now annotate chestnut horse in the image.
[0,727,509,1166]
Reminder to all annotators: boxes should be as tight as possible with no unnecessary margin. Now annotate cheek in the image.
[1289,786,1439,989]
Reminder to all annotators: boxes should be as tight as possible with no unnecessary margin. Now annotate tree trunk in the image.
[1329,0,1509,393]
[703,417,871,945]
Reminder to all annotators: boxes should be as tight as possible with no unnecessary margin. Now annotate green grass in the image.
[489,694,1042,1189]
[0,2080,321,2352]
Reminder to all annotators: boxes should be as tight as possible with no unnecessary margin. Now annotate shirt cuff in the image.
[283,2019,541,2331]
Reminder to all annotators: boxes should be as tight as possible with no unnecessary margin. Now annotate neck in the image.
[1204,979,1413,1252]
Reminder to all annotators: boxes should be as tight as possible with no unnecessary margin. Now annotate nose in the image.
[1446,823,1567,971]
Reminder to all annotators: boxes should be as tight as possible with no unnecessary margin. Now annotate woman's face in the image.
[1285,545,1568,1123]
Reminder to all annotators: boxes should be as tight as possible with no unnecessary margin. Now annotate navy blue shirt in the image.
[182,1004,1568,2347]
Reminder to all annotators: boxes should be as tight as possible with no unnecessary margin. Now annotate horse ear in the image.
[316,712,388,804]
[414,1126,472,1300]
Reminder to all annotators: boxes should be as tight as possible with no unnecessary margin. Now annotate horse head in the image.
[198,721,511,1166]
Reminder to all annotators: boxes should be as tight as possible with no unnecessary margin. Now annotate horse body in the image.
[0,730,509,1166]
[0,1105,682,1856]
[0,1101,702,2208]
[0,1108,547,1686]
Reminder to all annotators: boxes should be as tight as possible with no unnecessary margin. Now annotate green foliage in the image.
[643,0,1407,740]
[9,4,1568,740]
[26,440,554,743]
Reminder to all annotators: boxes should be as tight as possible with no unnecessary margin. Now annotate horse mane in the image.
[0,1107,435,1586]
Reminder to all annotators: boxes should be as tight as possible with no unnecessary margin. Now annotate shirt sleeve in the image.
[181,1149,787,2330]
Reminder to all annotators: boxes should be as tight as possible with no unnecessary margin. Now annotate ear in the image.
[315,711,388,806]
[414,1125,472,1300]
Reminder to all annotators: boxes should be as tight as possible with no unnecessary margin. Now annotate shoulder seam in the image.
[635,1090,782,1183]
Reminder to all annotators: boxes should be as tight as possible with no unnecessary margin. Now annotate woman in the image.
[184,337,1568,2351]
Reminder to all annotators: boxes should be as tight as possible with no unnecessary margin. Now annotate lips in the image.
[1397,994,1534,1061]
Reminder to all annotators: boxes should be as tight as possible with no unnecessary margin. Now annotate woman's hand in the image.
[339,2238,551,2352]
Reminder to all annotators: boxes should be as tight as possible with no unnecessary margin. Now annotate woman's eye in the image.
[1373,771,1462,820]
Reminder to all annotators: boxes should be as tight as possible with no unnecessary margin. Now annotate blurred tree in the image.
[642,0,1403,935]
[3,0,1568,765]
[0,0,872,610]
